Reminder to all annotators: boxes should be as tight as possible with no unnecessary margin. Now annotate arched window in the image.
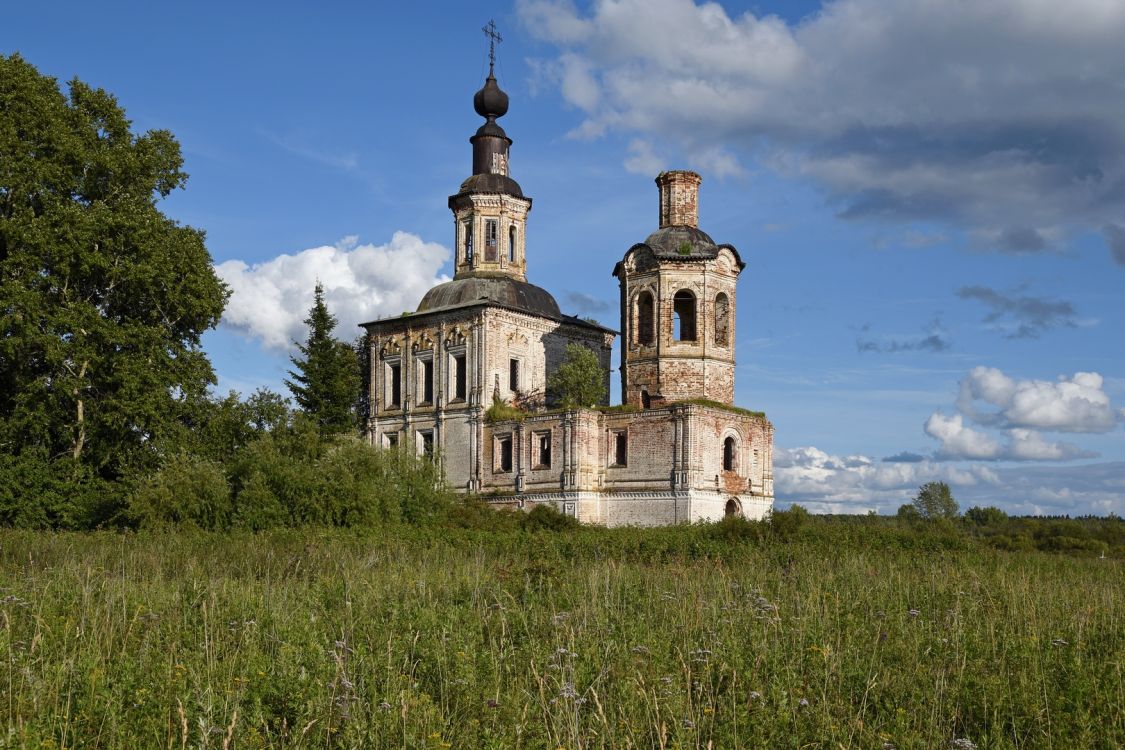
[636,291,655,345]
[714,293,730,347]
[508,225,517,263]
[724,498,742,517]
[673,290,696,341]
[723,436,737,472]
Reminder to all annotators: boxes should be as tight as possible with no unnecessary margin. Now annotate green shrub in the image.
[128,453,232,529]
[522,503,580,531]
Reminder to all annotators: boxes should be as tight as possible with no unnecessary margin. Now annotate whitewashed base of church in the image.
[488,491,772,527]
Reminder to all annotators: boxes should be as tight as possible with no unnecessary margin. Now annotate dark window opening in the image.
[464,221,473,263]
[421,359,434,404]
[673,290,696,341]
[723,436,737,472]
[420,431,434,458]
[641,390,651,409]
[536,432,552,468]
[497,436,513,473]
[714,292,730,347]
[637,291,655,345]
[508,225,517,262]
[613,431,628,466]
[509,358,520,391]
[725,498,741,517]
[485,219,498,262]
[388,362,401,408]
[384,432,398,448]
[453,354,467,401]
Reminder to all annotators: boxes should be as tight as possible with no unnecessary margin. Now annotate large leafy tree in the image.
[0,54,227,499]
[285,283,360,434]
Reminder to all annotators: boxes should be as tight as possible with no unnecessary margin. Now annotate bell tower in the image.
[448,21,532,282]
[614,171,745,408]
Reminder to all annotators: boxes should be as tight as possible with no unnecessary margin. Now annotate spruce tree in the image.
[284,283,361,434]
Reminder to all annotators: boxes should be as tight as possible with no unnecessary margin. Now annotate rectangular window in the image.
[509,358,520,392]
[484,219,498,261]
[453,354,467,401]
[463,221,473,262]
[535,431,552,468]
[613,431,628,466]
[419,430,434,458]
[417,358,434,405]
[496,435,513,473]
[387,361,401,408]
[383,432,399,449]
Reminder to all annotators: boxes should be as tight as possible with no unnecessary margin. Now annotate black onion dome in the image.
[417,277,561,318]
[473,75,509,119]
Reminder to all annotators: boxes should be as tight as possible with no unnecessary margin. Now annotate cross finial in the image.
[482,19,503,75]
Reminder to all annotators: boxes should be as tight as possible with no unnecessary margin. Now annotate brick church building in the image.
[361,61,773,525]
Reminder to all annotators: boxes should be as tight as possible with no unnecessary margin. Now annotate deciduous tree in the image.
[913,481,959,520]
[0,54,227,513]
[547,343,607,409]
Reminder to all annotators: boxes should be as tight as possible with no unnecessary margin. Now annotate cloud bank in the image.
[216,232,450,350]
[519,0,1125,253]
[775,446,1125,516]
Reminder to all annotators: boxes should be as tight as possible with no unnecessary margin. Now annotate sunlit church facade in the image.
[361,61,773,525]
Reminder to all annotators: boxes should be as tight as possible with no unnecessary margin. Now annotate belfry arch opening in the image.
[636,291,655,345]
[714,292,730,347]
[723,435,738,472]
[673,289,696,341]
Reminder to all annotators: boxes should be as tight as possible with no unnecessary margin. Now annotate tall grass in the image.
[0,527,1120,748]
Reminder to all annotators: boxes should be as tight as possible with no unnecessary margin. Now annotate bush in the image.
[522,503,580,531]
[128,453,232,529]
[771,504,810,540]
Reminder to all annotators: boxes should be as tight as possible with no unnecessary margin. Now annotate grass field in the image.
[0,524,1121,749]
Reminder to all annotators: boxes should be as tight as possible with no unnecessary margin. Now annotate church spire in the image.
[448,21,532,281]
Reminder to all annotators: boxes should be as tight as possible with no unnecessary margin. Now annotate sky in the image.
[5,0,1125,516]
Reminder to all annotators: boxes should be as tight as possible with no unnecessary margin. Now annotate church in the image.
[361,53,774,526]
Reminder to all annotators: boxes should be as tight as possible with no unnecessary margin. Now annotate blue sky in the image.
[6,0,1125,515]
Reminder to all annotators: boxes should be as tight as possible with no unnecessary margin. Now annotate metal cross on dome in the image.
[482,19,503,74]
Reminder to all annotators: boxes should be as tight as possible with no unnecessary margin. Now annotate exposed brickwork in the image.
[657,170,702,228]
[361,115,771,525]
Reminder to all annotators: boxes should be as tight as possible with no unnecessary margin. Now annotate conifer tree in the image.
[285,283,361,434]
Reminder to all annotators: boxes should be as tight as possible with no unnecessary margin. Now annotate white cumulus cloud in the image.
[215,232,450,350]
[956,366,1123,433]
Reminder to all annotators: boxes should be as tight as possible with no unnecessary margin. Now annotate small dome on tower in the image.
[473,75,509,120]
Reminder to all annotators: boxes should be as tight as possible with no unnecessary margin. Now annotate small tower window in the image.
[463,220,473,263]
[673,289,697,341]
[485,219,498,262]
[637,291,655,346]
[714,293,730,347]
[723,436,738,472]
[508,225,517,263]
[509,358,520,392]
